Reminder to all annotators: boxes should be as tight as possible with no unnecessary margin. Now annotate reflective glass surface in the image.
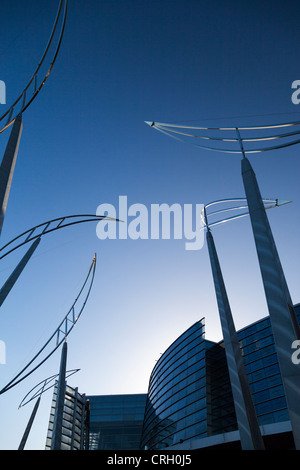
[141,305,300,449]
[87,394,147,450]
[140,320,236,449]
[236,304,300,426]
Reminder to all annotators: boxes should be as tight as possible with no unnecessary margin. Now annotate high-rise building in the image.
[87,394,147,450]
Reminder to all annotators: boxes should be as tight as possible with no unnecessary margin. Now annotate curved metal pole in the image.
[0,214,119,260]
[19,369,79,409]
[147,115,300,449]
[0,0,68,134]
[200,198,289,231]
[0,214,118,310]
[146,119,300,131]
[17,368,79,450]
[0,254,96,395]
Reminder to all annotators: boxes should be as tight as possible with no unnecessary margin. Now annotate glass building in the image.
[87,394,147,450]
[45,383,90,450]
[140,305,300,450]
[237,315,290,426]
[140,319,237,450]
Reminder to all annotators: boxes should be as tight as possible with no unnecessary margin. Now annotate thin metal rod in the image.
[18,397,41,450]
[0,238,40,309]
[0,215,119,260]
[0,0,68,134]
[236,128,246,158]
[0,254,96,394]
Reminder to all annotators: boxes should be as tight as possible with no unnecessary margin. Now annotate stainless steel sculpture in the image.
[0,214,118,260]
[0,254,96,395]
[203,198,287,450]
[0,0,68,135]
[241,155,300,449]
[19,369,79,410]
[18,369,79,450]
[0,237,40,309]
[0,0,68,238]
[145,119,300,154]
[0,214,117,309]
[146,118,300,449]
[0,115,23,235]
[18,396,41,451]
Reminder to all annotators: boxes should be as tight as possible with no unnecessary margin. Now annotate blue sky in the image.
[0,0,299,450]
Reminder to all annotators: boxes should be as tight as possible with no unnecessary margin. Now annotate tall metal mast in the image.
[146,117,300,448]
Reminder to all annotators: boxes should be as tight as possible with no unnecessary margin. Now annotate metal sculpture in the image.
[0,253,96,395]
[0,214,118,309]
[241,156,300,449]
[202,198,288,450]
[0,115,23,235]
[19,369,79,409]
[200,197,289,229]
[0,214,119,260]
[0,0,68,238]
[0,0,68,135]
[145,119,300,154]
[18,368,79,450]
[146,117,300,449]
[0,237,40,309]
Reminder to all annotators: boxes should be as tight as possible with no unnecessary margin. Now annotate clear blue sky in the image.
[0,0,299,450]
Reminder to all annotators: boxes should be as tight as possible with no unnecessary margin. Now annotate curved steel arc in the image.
[149,120,300,131]
[0,0,68,134]
[0,254,96,395]
[200,198,290,230]
[204,197,275,210]
[146,121,300,154]
[154,124,300,143]
[18,369,80,409]
[0,214,119,260]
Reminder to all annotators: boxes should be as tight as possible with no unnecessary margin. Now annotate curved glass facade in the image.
[141,304,300,450]
[140,319,236,449]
